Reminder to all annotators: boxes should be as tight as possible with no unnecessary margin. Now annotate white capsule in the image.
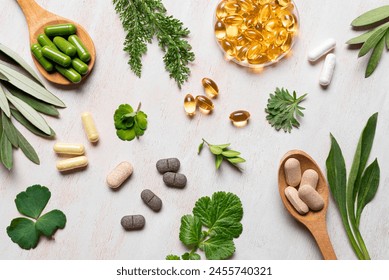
[319,53,336,86]
[307,38,336,62]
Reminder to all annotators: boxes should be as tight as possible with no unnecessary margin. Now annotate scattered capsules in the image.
[284,186,309,215]
[141,189,163,212]
[56,155,88,172]
[298,184,324,211]
[229,110,250,127]
[81,112,99,143]
[202,78,219,98]
[53,143,85,156]
[184,94,196,116]
[196,95,214,114]
[121,215,145,231]
[319,53,336,86]
[284,158,301,187]
[107,161,134,189]
[307,38,336,62]
[156,158,180,174]
[163,172,187,188]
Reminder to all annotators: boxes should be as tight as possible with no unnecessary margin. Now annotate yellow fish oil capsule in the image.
[195,95,214,114]
[236,45,249,61]
[216,1,228,19]
[215,21,227,40]
[81,112,99,143]
[221,40,237,57]
[259,4,272,23]
[53,143,85,156]
[226,25,239,38]
[202,78,219,98]
[184,94,196,115]
[224,15,244,26]
[229,110,251,127]
[56,156,88,172]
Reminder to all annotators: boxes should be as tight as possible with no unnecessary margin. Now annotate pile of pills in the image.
[307,38,336,86]
[156,158,187,188]
[283,158,324,214]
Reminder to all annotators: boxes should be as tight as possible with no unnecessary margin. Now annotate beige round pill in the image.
[107,161,133,189]
[298,184,324,211]
[300,169,319,189]
[285,186,309,215]
[56,156,88,172]
[284,158,301,187]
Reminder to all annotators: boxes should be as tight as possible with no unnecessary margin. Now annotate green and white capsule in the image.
[55,65,81,83]
[44,23,77,37]
[31,44,54,72]
[53,36,77,57]
[41,46,71,67]
[68,35,90,62]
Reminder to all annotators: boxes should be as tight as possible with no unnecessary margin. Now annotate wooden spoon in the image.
[278,150,337,260]
[16,0,95,85]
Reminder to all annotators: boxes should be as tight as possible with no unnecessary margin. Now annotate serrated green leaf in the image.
[11,109,54,138]
[36,210,66,237]
[166,255,181,260]
[181,252,201,260]
[351,5,389,27]
[199,236,235,260]
[215,154,223,169]
[15,126,40,164]
[0,131,13,170]
[209,145,223,155]
[358,26,387,57]
[0,84,10,117]
[116,128,136,141]
[221,150,241,157]
[0,43,44,86]
[5,92,51,135]
[0,61,65,107]
[6,218,40,250]
[15,185,51,219]
[365,36,385,77]
[179,215,202,246]
[198,142,204,154]
[1,112,18,147]
[227,157,246,164]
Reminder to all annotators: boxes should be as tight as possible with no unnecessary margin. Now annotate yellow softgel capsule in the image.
[202,78,219,98]
[215,21,227,40]
[53,143,85,156]
[196,95,214,114]
[184,94,196,115]
[81,112,99,143]
[56,156,88,172]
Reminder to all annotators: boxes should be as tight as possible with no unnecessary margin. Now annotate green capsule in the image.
[37,34,58,50]
[44,23,77,37]
[55,65,81,83]
[31,44,54,72]
[72,58,89,75]
[53,36,77,57]
[68,35,90,62]
[41,46,71,67]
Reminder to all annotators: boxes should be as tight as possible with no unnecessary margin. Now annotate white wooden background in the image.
[1,0,389,260]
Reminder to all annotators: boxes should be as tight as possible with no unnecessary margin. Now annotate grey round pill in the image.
[156,158,180,174]
[141,189,162,212]
[121,215,145,230]
[163,172,187,188]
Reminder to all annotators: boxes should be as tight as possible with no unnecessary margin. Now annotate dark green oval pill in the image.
[68,35,90,62]
[44,23,77,37]
[72,58,89,75]
[53,36,77,57]
[31,44,54,72]
[41,46,71,67]
[55,65,81,83]
[37,34,58,50]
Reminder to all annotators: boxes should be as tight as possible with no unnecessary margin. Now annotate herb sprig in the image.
[326,113,380,260]
[112,0,195,88]
[347,6,389,77]
[166,192,243,260]
[265,87,307,133]
[198,138,245,171]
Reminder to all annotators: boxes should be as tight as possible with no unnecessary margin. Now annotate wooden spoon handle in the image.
[16,0,51,24]
[308,220,337,260]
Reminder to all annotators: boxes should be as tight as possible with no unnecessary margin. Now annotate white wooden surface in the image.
[1,0,389,260]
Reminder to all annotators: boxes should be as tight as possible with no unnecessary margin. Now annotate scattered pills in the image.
[298,184,324,211]
[107,161,133,189]
[156,158,180,174]
[229,110,250,127]
[121,215,145,231]
[307,38,336,62]
[284,158,301,187]
[56,155,88,172]
[141,189,162,212]
[285,186,309,215]
[319,53,336,86]
[202,78,219,98]
[163,172,187,188]
[53,143,85,156]
[300,169,319,189]
[184,94,196,116]
[81,112,99,143]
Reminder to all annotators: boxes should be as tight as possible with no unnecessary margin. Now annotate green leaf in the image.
[0,131,13,170]
[166,255,181,260]
[215,143,230,149]
[198,142,204,154]
[116,128,136,141]
[135,111,148,129]
[209,145,223,155]
[199,236,235,260]
[351,5,389,27]
[365,36,385,77]
[11,109,54,138]
[181,252,201,260]
[193,192,243,239]
[0,71,8,81]
[2,112,19,148]
[386,29,389,49]
[0,43,44,86]
[221,150,241,157]
[15,185,51,219]
[114,104,134,129]
[15,127,40,164]
[179,215,202,247]
[215,154,223,169]
[6,218,40,250]
[358,25,387,57]
[133,124,145,136]
[0,84,11,117]
[36,210,66,237]
[227,157,246,164]
[5,92,51,135]
[0,61,65,107]
[346,29,376,45]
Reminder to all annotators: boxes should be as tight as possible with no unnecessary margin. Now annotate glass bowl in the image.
[214,0,299,68]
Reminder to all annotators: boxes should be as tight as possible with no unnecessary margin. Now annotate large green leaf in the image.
[199,236,235,260]
[0,131,13,170]
[6,217,40,250]
[36,210,66,237]
[0,84,10,117]
[179,215,202,247]
[351,5,389,27]
[15,185,51,219]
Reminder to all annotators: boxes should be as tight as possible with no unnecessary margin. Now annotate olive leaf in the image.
[2,112,19,148]
[366,36,385,77]
[358,25,387,57]
[0,84,11,117]
[351,5,389,27]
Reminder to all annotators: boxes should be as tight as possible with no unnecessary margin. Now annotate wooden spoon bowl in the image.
[17,0,95,85]
[278,150,337,260]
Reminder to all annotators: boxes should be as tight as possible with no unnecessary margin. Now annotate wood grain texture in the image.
[1,0,389,260]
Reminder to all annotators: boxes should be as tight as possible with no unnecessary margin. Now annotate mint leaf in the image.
[166,255,181,260]
[181,252,201,260]
[36,210,66,237]
[6,218,40,250]
[15,185,50,219]
[199,236,235,260]
[179,215,202,246]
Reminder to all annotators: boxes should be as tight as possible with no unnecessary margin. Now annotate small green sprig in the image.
[114,102,148,141]
[198,138,245,171]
